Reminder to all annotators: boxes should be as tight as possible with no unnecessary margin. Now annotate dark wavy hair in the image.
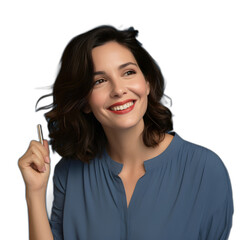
[36,25,173,163]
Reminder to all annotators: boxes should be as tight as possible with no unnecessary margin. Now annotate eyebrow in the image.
[93,62,137,76]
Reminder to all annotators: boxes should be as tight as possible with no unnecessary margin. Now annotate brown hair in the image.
[36,25,173,163]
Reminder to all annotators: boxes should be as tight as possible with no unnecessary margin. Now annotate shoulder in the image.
[202,148,231,201]
[52,157,74,186]
[180,136,232,204]
[53,156,86,180]
[52,157,85,192]
[54,157,71,175]
[180,135,227,171]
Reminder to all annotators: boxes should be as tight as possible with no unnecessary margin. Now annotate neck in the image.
[103,119,153,168]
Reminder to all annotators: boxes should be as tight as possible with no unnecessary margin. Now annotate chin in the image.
[112,118,144,131]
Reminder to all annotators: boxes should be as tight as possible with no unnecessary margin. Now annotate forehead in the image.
[91,41,137,69]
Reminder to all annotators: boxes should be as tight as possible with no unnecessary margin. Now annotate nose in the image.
[110,79,127,98]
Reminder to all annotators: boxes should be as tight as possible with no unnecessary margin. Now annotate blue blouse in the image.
[49,132,233,240]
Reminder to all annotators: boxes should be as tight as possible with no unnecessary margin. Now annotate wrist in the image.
[26,188,46,203]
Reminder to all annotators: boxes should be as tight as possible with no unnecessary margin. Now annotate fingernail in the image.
[45,156,50,163]
[41,166,46,172]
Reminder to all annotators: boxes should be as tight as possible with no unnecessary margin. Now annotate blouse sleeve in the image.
[49,158,70,240]
[199,151,234,240]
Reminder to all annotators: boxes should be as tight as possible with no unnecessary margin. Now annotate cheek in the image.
[88,92,106,110]
[130,78,149,96]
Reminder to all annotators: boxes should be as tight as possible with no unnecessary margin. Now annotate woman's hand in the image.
[18,139,51,193]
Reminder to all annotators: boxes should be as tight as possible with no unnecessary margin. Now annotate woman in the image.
[18,25,233,239]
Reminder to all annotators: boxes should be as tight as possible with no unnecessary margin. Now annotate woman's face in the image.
[86,41,150,132]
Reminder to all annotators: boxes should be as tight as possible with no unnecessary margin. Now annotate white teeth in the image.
[110,101,134,111]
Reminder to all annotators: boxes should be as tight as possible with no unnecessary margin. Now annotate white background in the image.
[0,0,239,239]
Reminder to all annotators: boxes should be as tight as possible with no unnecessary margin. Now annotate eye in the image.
[94,79,106,86]
[124,70,136,76]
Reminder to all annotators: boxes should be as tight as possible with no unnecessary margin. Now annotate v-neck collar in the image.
[103,131,183,176]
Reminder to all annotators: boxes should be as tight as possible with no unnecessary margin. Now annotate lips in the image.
[108,99,136,109]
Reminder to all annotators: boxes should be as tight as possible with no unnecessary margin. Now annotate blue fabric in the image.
[49,132,233,240]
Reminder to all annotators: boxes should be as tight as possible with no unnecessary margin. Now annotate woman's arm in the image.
[199,151,234,239]
[26,189,53,240]
[18,139,54,240]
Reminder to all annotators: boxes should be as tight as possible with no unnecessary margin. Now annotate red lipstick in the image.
[108,99,136,115]
[108,99,136,108]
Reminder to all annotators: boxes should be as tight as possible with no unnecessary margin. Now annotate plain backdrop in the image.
[0,0,239,239]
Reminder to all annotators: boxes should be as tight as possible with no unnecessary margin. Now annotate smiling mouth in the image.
[109,101,135,111]
[108,100,136,114]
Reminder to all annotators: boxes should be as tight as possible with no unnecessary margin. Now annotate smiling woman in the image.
[18,25,233,240]
[35,25,173,163]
